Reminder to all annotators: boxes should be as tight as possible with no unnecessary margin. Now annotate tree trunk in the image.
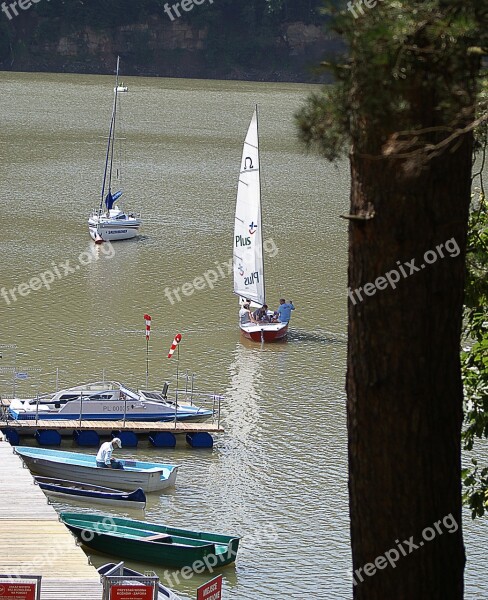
[347,133,472,597]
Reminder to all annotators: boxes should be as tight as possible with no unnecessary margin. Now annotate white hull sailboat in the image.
[233,107,288,343]
[88,57,141,243]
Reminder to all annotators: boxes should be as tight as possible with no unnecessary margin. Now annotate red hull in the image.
[240,323,289,343]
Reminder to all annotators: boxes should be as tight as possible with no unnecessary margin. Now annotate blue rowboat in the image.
[34,476,146,509]
[14,446,179,492]
[98,562,181,600]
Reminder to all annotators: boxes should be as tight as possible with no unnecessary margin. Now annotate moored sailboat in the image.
[88,56,141,242]
[233,107,288,343]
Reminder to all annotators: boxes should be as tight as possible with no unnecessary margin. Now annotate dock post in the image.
[79,392,83,427]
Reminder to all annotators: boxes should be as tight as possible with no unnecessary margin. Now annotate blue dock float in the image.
[35,429,62,446]
[112,430,138,448]
[186,432,213,448]
[73,429,100,447]
[0,419,224,450]
[149,431,176,448]
[0,427,20,445]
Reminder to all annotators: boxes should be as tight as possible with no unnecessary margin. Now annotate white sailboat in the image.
[233,106,288,342]
[88,56,141,243]
[115,83,128,93]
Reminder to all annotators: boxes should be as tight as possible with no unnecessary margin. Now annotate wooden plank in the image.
[0,442,102,597]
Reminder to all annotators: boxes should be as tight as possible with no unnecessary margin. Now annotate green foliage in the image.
[473,79,488,156]
[462,189,488,518]
[295,1,487,161]
[462,459,488,519]
[296,85,350,161]
[461,71,488,518]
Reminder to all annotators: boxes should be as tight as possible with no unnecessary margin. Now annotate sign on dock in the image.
[110,585,153,599]
[0,577,41,600]
[197,574,223,600]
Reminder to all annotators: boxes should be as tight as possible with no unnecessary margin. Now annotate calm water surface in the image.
[0,72,487,599]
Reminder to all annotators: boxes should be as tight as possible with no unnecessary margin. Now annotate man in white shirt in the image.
[96,437,122,468]
[239,303,252,325]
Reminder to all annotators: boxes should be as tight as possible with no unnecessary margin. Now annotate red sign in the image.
[0,583,36,600]
[197,575,223,600]
[110,585,153,599]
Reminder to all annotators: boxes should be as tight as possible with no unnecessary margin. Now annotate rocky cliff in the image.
[1,17,338,82]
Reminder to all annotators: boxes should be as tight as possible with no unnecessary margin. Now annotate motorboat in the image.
[7,381,213,422]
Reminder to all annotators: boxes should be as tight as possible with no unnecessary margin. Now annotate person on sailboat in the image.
[239,303,252,325]
[96,437,123,469]
[275,299,295,323]
[253,305,270,323]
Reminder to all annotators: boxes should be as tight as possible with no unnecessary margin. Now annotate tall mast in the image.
[255,104,266,304]
[108,56,120,194]
[99,56,120,213]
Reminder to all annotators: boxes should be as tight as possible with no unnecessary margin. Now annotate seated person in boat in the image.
[96,437,123,469]
[252,305,270,323]
[239,303,252,325]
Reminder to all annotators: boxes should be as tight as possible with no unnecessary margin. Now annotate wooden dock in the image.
[0,419,224,436]
[0,440,103,598]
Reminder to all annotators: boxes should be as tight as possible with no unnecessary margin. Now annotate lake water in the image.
[0,71,487,599]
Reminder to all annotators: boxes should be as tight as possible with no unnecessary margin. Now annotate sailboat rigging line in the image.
[99,56,121,215]
[108,64,120,196]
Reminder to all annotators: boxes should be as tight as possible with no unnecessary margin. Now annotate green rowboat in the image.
[60,512,240,569]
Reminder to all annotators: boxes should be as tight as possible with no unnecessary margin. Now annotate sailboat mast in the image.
[108,57,120,195]
[255,104,266,305]
[99,57,120,213]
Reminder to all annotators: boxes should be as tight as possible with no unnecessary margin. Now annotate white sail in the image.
[233,107,265,306]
